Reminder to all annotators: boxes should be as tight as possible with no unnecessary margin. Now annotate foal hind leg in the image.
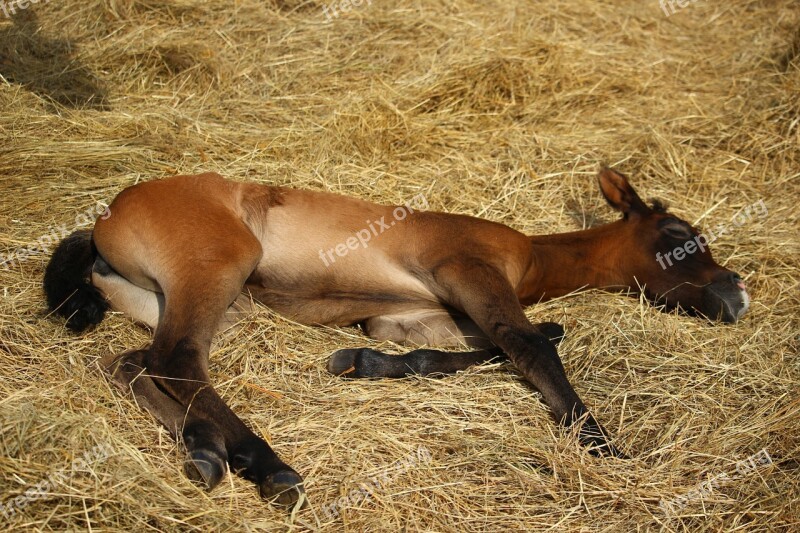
[100,349,229,489]
[92,259,258,348]
[94,217,304,505]
[94,262,264,488]
[328,309,565,378]
[144,269,304,505]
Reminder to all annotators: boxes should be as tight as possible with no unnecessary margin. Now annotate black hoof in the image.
[184,448,228,490]
[328,348,361,377]
[230,437,306,507]
[578,421,628,459]
[584,439,629,459]
[260,469,306,507]
[183,420,229,490]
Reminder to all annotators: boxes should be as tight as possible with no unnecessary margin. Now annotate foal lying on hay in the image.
[43,166,749,507]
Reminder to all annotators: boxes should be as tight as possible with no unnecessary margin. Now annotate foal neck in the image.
[518,221,632,304]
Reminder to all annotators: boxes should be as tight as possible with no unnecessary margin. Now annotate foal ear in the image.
[597,167,650,218]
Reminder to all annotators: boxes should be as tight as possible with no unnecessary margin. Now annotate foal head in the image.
[596,167,749,323]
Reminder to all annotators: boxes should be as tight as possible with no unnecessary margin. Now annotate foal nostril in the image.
[721,273,745,290]
[730,273,746,290]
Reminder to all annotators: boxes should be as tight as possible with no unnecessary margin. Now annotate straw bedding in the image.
[0,0,798,530]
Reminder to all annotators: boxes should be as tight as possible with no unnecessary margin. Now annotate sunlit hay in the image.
[0,0,798,530]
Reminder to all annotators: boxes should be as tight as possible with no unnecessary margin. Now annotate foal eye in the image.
[661,220,694,240]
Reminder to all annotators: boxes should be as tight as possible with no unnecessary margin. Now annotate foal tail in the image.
[43,229,108,332]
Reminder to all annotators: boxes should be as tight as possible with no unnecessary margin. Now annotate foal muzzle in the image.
[701,274,749,323]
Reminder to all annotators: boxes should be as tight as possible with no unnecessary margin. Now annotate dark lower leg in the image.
[328,346,506,378]
[144,338,305,504]
[432,261,625,457]
[101,350,229,489]
[327,321,565,378]
[492,326,625,457]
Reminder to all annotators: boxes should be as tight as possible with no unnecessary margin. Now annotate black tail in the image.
[43,229,108,332]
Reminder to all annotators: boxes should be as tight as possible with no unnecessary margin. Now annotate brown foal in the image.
[44,167,749,507]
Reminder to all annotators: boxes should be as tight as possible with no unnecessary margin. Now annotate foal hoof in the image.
[328,348,361,377]
[578,422,629,459]
[586,440,629,460]
[260,470,306,507]
[184,448,228,490]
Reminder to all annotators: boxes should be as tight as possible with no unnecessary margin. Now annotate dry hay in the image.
[0,0,798,531]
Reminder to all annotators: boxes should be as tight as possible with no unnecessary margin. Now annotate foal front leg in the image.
[328,308,564,378]
[432,260,625,457]
[328,322,564,378]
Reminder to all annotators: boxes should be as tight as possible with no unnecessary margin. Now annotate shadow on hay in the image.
[776,24,800,72]
[0,10,108,110]
[563,199,609,229]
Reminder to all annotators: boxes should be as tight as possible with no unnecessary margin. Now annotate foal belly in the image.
[241,189,439,325]
[245,244,439,327]
[245,283,434,327]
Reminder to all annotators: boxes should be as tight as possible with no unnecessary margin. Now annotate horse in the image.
[43,166,749,507]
